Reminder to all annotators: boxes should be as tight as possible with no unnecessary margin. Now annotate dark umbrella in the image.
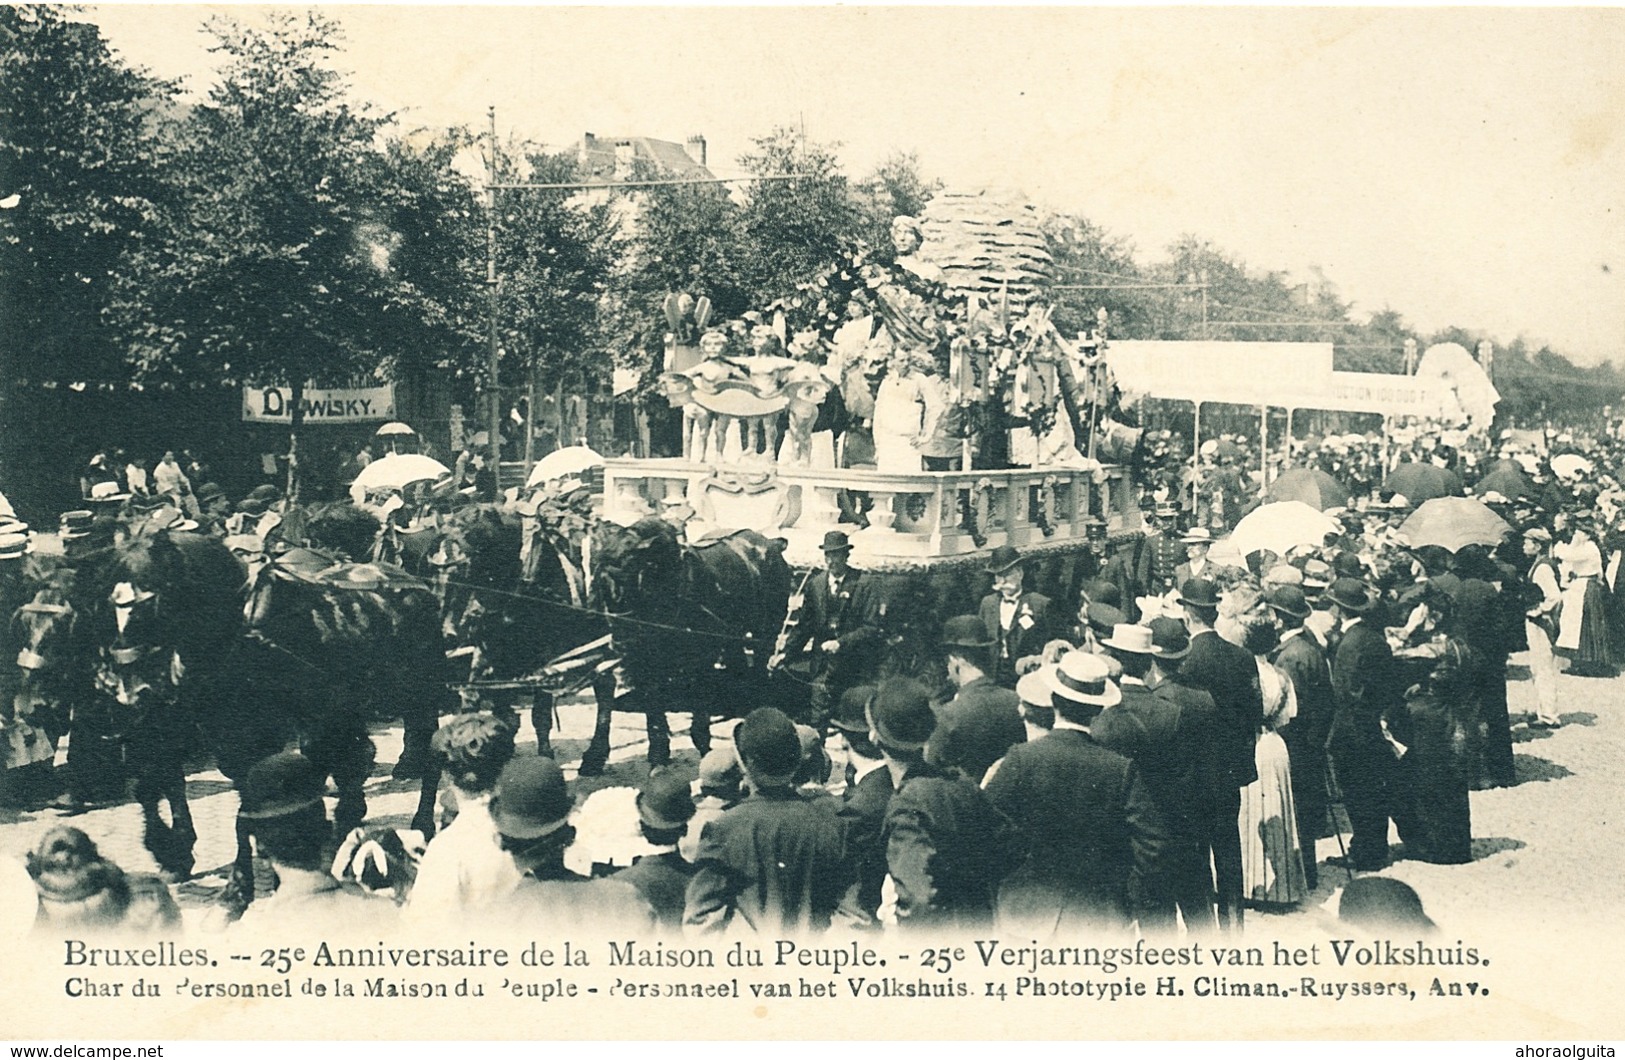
[1471,466,1535,500]
[1266,467,1351,511]
[1383,462,1463,504]
[1484,457,1526,476]
[1398,497,1512,552]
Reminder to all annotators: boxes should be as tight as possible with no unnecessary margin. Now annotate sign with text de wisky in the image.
[242,383,396,423]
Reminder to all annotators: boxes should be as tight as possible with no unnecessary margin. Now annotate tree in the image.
[854,149,941,250]
[734,127,864,307]
[0,7,175,500]
[1043,213,1152,340]
[491,146,621,450]
[368,130,487,385]
[115,11,399,498]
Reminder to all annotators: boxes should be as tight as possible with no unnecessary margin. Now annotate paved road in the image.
[0,648,1614,935]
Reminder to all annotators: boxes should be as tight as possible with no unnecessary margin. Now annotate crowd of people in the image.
[9,421,1618,944]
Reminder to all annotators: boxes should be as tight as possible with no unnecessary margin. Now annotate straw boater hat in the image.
[87,481,131,505]
[1016,667,1055,710]
[1180,527,1214,546]
[1045,650,1121,709]
[0,533,32,562]
[58,510,95,541]
[1100,623,1156,655]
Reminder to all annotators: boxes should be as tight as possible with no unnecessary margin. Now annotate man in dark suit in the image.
[1142,615,1223,931]
[772,530,882,733]
[978,545,1055,688]
[1266,584,1335,890]
[1094,623,1219,935]
[926,615,1028,784]
[984,651,1167,936]
[1325,577,1406,871]
[1171,577,1260,932]
[863,678,1016,931]
[684,708,852,934]
[613,769,698,932]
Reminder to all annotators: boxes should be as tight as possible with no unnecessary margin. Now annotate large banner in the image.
[242,384,396,423]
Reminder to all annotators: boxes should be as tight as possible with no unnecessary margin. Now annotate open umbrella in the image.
[1383,463,1462,504]
[1265,467,1350,511]
[527,445,605,487]
[1398,497,1511,553]
[1226,501,1340,563]
[349,453,451,503]
[374,421,416,437]
[1471,466,1535,500]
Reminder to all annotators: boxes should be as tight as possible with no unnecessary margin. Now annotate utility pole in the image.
[485,105,502,497]
[1200,270,1210,340]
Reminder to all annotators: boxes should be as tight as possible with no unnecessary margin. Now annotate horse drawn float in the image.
[496,191,1151,766]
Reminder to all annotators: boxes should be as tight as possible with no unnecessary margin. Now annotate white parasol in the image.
[374,421,416,437]
[1551,453,1593,479]
[527,445,605,488]
[349,453,450,503]
[1223,501,1340,565]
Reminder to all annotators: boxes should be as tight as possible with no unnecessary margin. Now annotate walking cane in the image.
[1323,757,1356,885]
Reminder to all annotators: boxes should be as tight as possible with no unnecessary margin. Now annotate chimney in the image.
[686,134,707,167]
[614,141,635,181]
[579,132,595,170]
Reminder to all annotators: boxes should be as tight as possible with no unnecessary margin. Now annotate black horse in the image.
[583,518,790,773]
[70,531,449,913]
[428,497,610,758]
[75,531,247,879]
[237,546,451,828]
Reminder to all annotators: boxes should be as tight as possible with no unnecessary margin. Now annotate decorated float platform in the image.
[608,188,1148,571]
[599,457,1142,572]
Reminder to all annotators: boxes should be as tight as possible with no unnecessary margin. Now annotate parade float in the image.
[606,190,1145,570]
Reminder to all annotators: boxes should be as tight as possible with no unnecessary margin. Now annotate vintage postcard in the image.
[0,2,1621,1044]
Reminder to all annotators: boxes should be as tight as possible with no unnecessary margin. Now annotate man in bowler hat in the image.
[978,545,1056,688]
[684,707,851,935]
[234,751,395,934]
[771,530,882,733]
[1324,577,1408,871]
[859,677,1016,931]
[489,757,654,931]
[1093,623,1220,934]
[1170,577,1261,932]
[1267,584,1335,889]
[927,615,1027,784]
[613,768,698,932]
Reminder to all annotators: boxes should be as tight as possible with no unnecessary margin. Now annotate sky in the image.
[78,4,1625,365]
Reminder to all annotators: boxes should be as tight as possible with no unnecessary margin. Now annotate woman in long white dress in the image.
[871,350,928,473]
[1555,517,1617,677]
[1237,614,1310,906]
